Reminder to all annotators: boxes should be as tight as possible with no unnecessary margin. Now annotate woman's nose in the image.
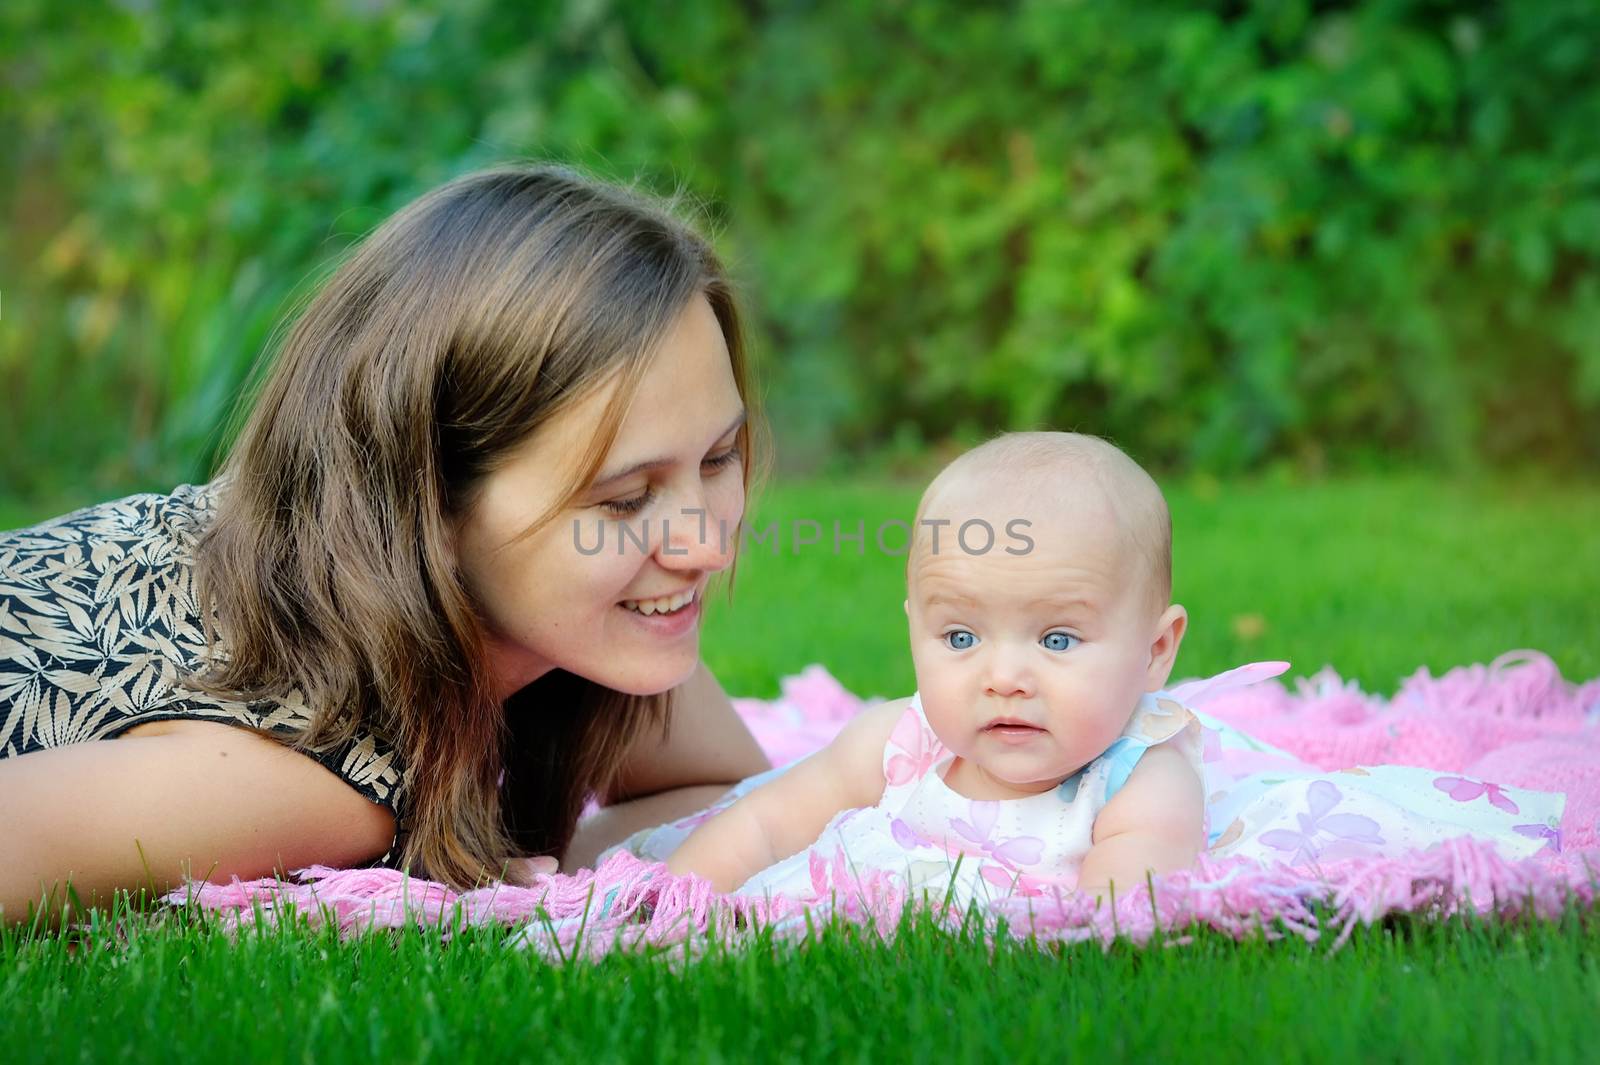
[655,501,734,572]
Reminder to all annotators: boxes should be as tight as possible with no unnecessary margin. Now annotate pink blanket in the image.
[163,651,1599,956]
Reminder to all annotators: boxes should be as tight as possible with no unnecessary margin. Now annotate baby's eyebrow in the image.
[922,589,978,609]
[1029,593,1098,613]
[921,590,1097,613]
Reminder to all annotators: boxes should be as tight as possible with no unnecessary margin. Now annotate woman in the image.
[0,164,772,927]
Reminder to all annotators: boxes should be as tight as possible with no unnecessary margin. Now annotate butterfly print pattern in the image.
[1259,779,1386,864]
[884,709,940,786]
[1433,775,1521,814]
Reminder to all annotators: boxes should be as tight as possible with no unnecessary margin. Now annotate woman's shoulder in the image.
[1,481,223,555]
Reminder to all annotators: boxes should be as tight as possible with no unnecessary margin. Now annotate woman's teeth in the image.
[622,588,696,616]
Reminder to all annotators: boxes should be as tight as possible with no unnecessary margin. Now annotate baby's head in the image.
[904,432,1187,799]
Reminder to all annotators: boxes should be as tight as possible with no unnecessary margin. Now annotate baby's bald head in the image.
[910,432,1172,615]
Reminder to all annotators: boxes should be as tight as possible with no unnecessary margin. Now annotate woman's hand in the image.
[602,661,771,801]
[561,661,770,871]
[499,855,560,882]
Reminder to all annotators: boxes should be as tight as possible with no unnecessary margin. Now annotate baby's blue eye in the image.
[944,630,976,650]
[1041,632,1077,652]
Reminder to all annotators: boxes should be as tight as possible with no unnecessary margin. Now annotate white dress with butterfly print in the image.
[601,662,1568,900]
[1136,663,1564,870]
[732,688,1207,904]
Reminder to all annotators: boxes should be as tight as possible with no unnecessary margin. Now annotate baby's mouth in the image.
[983,719,1047,738]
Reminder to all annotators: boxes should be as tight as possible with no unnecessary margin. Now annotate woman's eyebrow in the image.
[590,408,746,490]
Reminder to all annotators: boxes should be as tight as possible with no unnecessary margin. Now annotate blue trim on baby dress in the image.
[1101,736,1149,801]
[1099,690,1189,803]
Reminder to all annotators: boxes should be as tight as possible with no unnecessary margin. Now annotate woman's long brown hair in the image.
[189,164,755,890]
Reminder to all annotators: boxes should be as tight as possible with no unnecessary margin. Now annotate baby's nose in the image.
[983,647,1035,698]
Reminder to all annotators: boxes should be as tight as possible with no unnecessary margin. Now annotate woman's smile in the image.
[618,582,703,639]
[620,584,700,616]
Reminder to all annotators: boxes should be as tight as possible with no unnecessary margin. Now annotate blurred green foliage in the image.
[3,0,1598,503]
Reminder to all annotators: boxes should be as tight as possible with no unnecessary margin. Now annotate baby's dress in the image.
[733,690,1205,904]
[1188,681,1566,865]
[605,662,1569,903]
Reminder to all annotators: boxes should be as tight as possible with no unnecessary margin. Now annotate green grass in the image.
[701,473,1600,698]
[4,472,1599,1062]
[4,899,1597,1063]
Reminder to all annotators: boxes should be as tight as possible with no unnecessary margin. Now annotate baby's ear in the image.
[1144,604,1188,691]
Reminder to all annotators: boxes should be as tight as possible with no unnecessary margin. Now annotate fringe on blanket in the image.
[162,837,1595,961]
[157,651,1600,958]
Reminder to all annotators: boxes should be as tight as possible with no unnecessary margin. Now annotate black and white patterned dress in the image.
[0,483,409,867]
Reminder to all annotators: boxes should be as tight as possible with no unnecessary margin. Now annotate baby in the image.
[667,431,1205,900]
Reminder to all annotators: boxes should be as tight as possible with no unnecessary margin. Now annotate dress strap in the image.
[1099,692,1205,803]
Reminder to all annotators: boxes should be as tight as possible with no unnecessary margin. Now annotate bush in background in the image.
[3,0,1597,503]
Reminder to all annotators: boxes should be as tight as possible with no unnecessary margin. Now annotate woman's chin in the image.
[596,649,701,697]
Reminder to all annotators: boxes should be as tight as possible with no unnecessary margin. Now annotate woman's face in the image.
[454,294,748,699]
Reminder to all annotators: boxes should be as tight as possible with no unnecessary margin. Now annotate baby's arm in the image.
[666,697,908,892]
[1076,743,1205,901]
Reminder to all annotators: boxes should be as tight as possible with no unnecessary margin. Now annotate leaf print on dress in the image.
[34,687,113,748]
[889,816,928,852]
[1131,698,1188,742]
[1258,779,1385,865]
[0,483,407,861]
[1432,775,1521,814]
[1208,817,1245,852]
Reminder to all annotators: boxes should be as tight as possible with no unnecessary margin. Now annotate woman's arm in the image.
[0,721,396,930]
[610,659,772,798]
[561,660,770,870]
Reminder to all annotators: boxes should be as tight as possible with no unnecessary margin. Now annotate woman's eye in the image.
[1041,631,1077,652]
[601,487,655,517]
[703,445,742,471]
[944,630,976,650]
[598,447,736,518]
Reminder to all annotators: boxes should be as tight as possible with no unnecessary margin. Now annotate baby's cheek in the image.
[906,642,936,684]
[911,650,963,701]
[1065,708,1131,760]
[918,693,971,752]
